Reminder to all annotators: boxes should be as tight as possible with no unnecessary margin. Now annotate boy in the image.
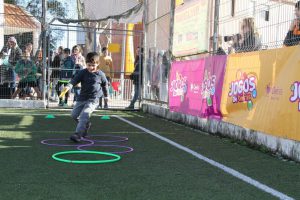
[56,48,75,106]
[59,52,108,142]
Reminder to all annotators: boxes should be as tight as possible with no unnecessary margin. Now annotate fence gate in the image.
[46,23,143,110]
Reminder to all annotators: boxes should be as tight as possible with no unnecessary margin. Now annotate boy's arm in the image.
[59,70,83,98]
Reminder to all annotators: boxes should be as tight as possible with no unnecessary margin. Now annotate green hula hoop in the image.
[52,150,121,164]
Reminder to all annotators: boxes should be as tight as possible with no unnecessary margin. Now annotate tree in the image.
[76,0,109,55]
[6,0,67,51]
[4,0,17,4]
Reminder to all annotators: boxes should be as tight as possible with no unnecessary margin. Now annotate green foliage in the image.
[4,0,17,4]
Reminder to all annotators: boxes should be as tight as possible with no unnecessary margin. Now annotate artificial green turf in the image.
[0,109,298,199]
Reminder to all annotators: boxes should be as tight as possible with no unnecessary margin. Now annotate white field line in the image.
[115,115,294,200]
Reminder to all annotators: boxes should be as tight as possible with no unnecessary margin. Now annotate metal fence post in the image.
[167,0,176,107]
[42,0,47,106]
[213,0,220,53]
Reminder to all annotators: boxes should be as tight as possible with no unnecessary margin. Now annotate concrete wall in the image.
[142,103,300,162]
[0,99,46,109]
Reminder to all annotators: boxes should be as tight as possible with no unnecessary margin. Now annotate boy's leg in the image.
[70,100,98,142]
[70,101,86,142]
[71,101,85,123]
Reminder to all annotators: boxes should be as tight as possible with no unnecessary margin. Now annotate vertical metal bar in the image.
[213,0,220,53]
[167,0,176,106]
[120,23,127,100]
[93,28,97,51]
[142,0,148,100]
[138,32,143,109]
[42,0,47,106]
[47,35,51,108]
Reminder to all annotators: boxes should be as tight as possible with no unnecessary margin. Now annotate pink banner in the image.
[169,55,226,118]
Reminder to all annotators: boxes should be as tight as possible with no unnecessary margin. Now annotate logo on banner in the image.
[266,83,283,101]
[201,70,216,107]
[290,82,300,111]
[228,71,257,110]
[170,71,188,102]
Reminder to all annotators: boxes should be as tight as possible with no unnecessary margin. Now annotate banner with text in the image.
[172,0,208,57]
[169,55,226,118]
[221,46,300,141]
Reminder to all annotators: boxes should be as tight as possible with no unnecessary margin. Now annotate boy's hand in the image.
[59,86,70,98]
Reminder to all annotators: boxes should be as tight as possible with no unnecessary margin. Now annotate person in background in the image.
[228,18,261,53]
[98,47,113,109]
[5,37,22,95]
[126,47,143,109]
[209,35,226,55]
[11,48,41,99]
[50,46,64,101]
[71,45,86,105]
[56,48,75,106]
[284,1,300,46]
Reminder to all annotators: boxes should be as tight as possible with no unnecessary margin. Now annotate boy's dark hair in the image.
[101,47,107,52]
[86,52,99,64]
[63,48,71,55]
[296,1,300,9]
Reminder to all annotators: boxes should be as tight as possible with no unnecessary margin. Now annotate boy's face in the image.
[86,62,98,73]
[64,52,69,58]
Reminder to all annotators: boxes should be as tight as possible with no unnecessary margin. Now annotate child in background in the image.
[59,52,108,142]
[56,48,75,106]
[71,45,86,105]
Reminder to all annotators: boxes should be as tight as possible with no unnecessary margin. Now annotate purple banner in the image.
[169,55,226,118]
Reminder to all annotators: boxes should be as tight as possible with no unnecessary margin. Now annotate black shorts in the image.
[18,81,38,89]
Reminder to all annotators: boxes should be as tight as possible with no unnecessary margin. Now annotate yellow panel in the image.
[220,46,300,141]
[108,43,120,53]
[176,0,184,7]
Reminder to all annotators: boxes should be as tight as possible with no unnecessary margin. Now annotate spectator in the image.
[126,47,143,109]
[5,37,22,94]
[50,46,64,101]
[209,35,226,55]
[98,47,113,109]
[284,1,300,46]
[11,48,41,99]
[71,45,86,105]
[55,48,75,106]
[229,18,261,53]
[25,43,34,60]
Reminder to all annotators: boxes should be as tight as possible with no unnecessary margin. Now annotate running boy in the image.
[59,52,108,142]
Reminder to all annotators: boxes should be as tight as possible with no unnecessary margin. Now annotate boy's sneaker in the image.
[82,122,92,138]
[70,133,81,142]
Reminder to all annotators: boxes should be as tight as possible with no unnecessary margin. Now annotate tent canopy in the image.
[81,0,143,23]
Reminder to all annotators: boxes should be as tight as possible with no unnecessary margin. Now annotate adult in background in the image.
[126,47,143,109]
[6,37,22,95]
[284,1,300,46]
[11,48,41,99]
[98,47,113,109]
[228,18,262,53]
[50,46,64,101]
